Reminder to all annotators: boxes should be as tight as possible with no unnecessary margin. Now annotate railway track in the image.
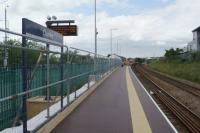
[133,65,200,133]
[140,65,200,97]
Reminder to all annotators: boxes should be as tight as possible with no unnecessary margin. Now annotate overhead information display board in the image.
[49,25,78,36]
[46,20,78,36]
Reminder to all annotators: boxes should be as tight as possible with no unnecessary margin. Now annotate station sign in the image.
[22,18,63,44]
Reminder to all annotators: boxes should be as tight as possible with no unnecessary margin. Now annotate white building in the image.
[183,47,187,53]
[185,26,200,53]
[187,41,197,52]
[191,26,200,51]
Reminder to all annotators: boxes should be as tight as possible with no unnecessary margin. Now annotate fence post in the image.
[22,20,28,133]
[74,87,76,99]
[11,66,17,125]
[67,48,70,104]
[46,43,50,118]
[60,45,64,109]
[87,76,90,90]
[42,64,45,95]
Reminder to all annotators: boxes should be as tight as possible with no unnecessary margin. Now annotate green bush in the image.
[191,52,200,61]
[164,48,183,60]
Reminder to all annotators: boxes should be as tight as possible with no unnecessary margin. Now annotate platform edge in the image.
[129,67,178,133]
[36,68,119,133]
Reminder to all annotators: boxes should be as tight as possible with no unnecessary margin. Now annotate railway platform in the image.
[50,66,177,133]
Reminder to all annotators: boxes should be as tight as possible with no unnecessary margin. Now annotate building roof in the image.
[192,26,200,32]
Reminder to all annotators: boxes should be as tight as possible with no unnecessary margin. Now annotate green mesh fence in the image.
[0,58,121,131]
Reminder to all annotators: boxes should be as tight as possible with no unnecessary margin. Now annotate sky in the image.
[0,0,200,58]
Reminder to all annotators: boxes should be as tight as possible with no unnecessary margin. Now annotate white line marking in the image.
[129,67,178,133]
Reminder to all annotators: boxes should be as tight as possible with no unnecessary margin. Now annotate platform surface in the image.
[51,67,176,133]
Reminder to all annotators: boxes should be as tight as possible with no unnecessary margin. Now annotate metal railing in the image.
[0,28,121,132]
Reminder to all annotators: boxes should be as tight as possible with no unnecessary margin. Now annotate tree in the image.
[164,48,183,60]
[0,39,95,67]
[0,39,45,67]
[135,58,145,63]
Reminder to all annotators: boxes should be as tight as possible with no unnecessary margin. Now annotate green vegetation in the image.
[149,48,200,84]
[135,58,146,63]
[164,48,183,60]
[0,39,95,67]
[149,60,200,84]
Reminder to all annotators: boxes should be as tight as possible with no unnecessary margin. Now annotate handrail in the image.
[0,28,63,47]
[0,26,122,132]
[0,71,91,103]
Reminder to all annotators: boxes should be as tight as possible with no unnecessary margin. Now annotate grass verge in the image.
[149,60,200,84]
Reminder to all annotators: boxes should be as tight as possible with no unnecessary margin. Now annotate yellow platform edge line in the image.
[126,67,152,133]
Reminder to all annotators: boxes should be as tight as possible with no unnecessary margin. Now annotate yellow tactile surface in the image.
[126,67,152,133]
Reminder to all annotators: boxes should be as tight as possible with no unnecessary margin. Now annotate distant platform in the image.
[51,66,177,133]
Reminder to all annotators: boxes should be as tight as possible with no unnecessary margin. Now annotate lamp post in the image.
[1,0,9,67]
[94,0,98,79]
[117,40,119,55]
[119,46,121,55]
[110,28,117,71]
[110,28,117,55]
[3,4,9,68]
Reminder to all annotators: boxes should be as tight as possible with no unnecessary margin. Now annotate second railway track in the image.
[132,64,200,133]
[139,65,200,97]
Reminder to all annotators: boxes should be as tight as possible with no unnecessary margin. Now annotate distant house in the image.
[184,26,200,53]
[190,26,200,52]
[180,26,200,59]
[187,41,197,52]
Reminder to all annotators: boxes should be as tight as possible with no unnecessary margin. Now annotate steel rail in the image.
[0,43,62,54]
[141,66,200,97]
[135,66,200,133]
[70,46,108,58]
[0,28,114,60]
[137,66,200,119]
[70,47,95,55]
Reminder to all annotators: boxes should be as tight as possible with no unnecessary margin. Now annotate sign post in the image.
[21,18,63,132]
[22,19,28,133]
